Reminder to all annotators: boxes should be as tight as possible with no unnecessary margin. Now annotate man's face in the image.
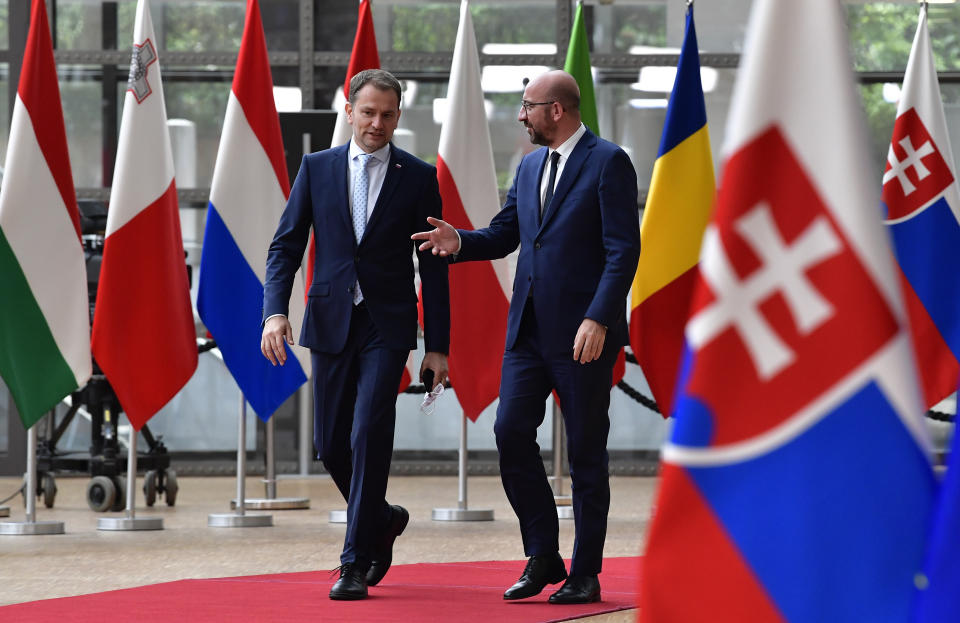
[346,84,401,153]
[518,82,555,146]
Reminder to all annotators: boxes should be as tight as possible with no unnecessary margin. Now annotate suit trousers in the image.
[494,301,615,577]
[311,303,408,568]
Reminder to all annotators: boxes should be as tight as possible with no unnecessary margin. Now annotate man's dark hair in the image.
[349,69,402,108]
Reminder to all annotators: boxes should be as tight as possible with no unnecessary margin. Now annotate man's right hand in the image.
[411,216,460,256]
[261,315,294,366]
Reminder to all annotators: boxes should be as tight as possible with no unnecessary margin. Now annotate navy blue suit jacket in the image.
[457,129,640,357]
[264,143,449,355]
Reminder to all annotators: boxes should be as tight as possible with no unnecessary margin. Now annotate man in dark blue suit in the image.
[262,69,449,601]
[413,70,640,605]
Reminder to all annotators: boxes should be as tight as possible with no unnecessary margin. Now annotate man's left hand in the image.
[572,319,606,364]
[421,352,449,388]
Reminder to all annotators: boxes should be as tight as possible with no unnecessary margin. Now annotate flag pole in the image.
[98,418,163,531]
[432,407,494,522]
[233,416,310,511]
[210,392,272,527]
[0,426,64,535]
[549,402,573,519]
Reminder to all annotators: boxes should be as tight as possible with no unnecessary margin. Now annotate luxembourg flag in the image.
[197,0,308,420]
[438,0,510,421]
[881,5,960,410]
[640,1,937,621]
[0,0,91,429]
[91,0,197,431]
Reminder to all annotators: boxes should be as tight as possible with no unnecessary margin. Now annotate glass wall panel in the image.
[0,0,8,49]
[367,1,557,55]
[56,0,106,49]
[162,75,231,188]
[59,66,105,188]
[0,64,8,171]
[847,3,960,72]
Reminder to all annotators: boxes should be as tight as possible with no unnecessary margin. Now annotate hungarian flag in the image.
[197,0,308,420]
[886,8,960,622]
[629,6,713,417]
[0,0,91,428]
[438,0,510,420]
[640,1,936,621]
[91,0,198,430]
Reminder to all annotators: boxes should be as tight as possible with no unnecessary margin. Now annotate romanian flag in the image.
[628,6,713,417]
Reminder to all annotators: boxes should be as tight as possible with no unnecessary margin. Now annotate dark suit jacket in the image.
[456,128,640,357]
[264,143,449,355]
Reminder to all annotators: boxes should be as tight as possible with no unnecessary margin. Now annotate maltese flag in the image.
[197,0,308,420]
[91,0,197,430]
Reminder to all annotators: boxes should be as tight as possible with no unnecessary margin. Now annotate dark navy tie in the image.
[541,150,561,220]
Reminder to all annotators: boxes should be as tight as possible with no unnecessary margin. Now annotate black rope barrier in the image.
[0,483,25,505]
[398,349,954,422]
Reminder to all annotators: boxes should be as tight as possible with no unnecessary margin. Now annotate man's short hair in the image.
[349,69,402,108]
[553,82,580,112]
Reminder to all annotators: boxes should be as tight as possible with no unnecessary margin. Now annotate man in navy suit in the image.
[413,70,640,604]
[262,69,450,601]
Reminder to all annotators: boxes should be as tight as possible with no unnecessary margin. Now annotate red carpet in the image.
[1,557,639,622]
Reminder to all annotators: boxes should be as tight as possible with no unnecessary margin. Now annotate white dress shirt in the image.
[348,138,391,223]
[539,122,587,208]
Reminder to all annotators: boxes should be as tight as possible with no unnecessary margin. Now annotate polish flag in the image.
[0,0,91,429]
[91,0,197,430]
[437,0,511,420]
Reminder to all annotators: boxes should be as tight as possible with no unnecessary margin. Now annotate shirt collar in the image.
[349,138,391,164]
[550,123,587,161]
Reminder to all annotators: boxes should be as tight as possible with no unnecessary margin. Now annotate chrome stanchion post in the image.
[98,423,163,531]
[550,402,573,520]
[432,409,494,522]
[234,415,309,511]
[1,426,64,535]
[210,394,272,527]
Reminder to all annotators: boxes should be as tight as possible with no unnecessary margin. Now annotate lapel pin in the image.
[395,163,402,168]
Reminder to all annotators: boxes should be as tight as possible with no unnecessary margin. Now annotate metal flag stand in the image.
[0,426,64,535]
[432,409,494,522]
[209,394,273,527]
[98,418,163,531]
[231,417,310,511]
[549,402,573,520]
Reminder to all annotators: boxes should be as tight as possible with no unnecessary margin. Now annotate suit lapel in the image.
[539,129,596,232]
[361,145,402,244]
[528,148,548,230]
[330,144,353,240]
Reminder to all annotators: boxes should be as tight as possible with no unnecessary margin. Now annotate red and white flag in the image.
[91,0,197,430]
[438,0,511,420]
[0,0,91,429]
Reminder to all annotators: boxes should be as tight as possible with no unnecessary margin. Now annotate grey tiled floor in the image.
[0,474,656,621]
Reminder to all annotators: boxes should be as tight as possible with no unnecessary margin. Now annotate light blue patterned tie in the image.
[352,153,374,304]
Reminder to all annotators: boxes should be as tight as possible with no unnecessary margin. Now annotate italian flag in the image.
[0,0,91,429]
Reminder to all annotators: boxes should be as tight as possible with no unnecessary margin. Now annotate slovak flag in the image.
[640,1,937,621]
[884,7,960,622]
[197,0,308,420]
[881,5,960,410]
[91,0,197,430]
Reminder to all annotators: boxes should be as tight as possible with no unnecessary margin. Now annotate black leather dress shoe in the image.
[366,505,410,586]
[503,553,568,600]
[548,574,601,604]
[329,563,368,600]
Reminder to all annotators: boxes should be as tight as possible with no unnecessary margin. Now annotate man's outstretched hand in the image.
[411,217,460,256]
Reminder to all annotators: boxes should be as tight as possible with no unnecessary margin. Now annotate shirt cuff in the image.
[265,313,287,323]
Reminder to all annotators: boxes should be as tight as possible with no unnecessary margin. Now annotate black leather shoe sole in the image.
[329,588,368,601]
[548,589,601,604]
[366,505,410,586]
